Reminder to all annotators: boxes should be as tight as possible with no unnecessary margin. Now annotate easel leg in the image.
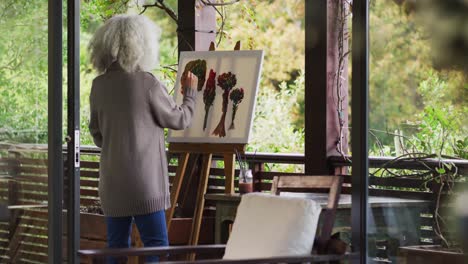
[223,153,236,194]
[188,153,212,260]
[166,153,190,231]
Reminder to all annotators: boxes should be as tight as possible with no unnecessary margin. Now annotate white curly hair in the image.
[88,14,161,73]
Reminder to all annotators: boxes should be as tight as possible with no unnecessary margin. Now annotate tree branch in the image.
[140,0,178,23]
[199,0,240,6]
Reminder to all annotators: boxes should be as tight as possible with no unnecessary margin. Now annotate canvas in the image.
[168,50,264,144]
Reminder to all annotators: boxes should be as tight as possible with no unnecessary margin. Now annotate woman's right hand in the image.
[181,72,198,92]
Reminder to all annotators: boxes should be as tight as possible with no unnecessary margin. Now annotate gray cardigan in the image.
[89,64,197,217]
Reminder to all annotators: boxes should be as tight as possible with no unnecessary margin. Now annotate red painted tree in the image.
[212,72,237,137]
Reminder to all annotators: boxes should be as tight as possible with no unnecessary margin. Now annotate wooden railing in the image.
[0,144,467,263]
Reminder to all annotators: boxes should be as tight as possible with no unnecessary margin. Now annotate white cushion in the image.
[223,193,322,259]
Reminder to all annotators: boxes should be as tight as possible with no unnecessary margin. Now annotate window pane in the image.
[368,1,467,263]
[0,0,50,262]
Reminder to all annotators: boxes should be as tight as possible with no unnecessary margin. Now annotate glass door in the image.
[0,0,52,263]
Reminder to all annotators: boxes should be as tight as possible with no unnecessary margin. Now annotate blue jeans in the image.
[106,210,169,263]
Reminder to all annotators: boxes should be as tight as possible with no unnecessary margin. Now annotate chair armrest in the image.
[78,244,226,259]
[161,253,351,264]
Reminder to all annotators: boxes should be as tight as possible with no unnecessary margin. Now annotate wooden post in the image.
[327,0,350,157]
[223,154,236,194]
[250,161,264,192]
[195,1,217,51]
[178,0,216,53]
[305,0,350,175]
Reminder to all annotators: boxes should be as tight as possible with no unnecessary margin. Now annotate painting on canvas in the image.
[168,50,264,144]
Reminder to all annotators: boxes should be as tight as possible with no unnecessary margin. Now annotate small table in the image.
[205,193,429,261]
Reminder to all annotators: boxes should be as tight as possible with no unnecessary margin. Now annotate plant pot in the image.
[239,181,253,194]
[399,245,467,264]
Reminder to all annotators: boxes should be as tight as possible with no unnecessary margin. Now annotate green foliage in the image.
[81,0,130,30]
[219,0,304,86]
[454,138,468,160]
[368,1,467,153]
[369,72,467,158]
[249,74,304,155]
[411,106,464,156]
[0,0,48,143]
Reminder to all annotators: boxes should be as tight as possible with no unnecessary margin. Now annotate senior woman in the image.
[88,14,198,263]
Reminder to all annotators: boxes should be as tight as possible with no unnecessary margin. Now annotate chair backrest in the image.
[271,175,343,253]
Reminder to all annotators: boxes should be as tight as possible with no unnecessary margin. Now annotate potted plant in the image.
[371,108,468,263]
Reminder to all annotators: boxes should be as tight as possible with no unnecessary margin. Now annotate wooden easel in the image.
[166,42,244,252]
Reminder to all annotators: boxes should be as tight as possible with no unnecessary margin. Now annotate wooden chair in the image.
[79,175,346,263]
[271,175,344,254]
